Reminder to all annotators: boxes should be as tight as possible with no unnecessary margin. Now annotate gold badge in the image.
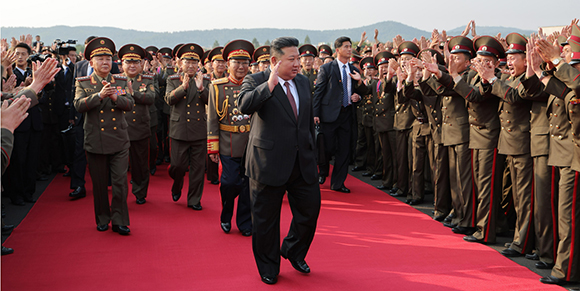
[100,40,105,44]
[239,125,246,133]
[130,46,134,51]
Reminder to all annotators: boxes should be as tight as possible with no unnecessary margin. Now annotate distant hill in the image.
[1,22,534,50]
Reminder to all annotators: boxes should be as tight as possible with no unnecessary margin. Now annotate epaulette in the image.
[113,74,127,80]
[204,75,211,80]
[76,76,91,82]
[211,77,229,85]
[141,74,154,80]
[169,74,181,80]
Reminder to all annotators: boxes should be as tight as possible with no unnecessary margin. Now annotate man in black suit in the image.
[313,36,366,192]
[238,37,321,285]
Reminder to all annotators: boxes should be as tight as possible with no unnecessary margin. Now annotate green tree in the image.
[304,35,311,44]
[264,39,270,46]
[252,38,260,48]
[213,40,220,48]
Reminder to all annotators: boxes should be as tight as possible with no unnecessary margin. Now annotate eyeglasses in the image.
[230,60,250,67]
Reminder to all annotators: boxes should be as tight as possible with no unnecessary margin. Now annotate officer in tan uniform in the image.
[207,40,255,236]
[74,37,134,235]
[422,36,474,231]
[165,43,209,210]
[155,47,176,165]
[358,57,382,179]
[209,46,227,80]
[318,44,332,59]
[253,46,270,72]
[118,44,156,204]
[299,44,318,95]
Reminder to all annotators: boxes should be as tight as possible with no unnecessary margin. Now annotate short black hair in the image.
[334,37,351,49]
[15,43,31,55]
[270,37,299,58]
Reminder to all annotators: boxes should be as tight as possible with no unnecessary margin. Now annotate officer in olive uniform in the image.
[207,39,255,236]
[118,44,156,204]
[74,37,134,235]
[155,47,176,165]
[318,44,332,59]
[253,46,270,72]
[357,57,382,178]
[165,43,209,210]
[299,44,318,95]
[209,46,227,80]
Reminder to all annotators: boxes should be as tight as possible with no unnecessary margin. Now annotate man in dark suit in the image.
[238,37,321,285]
[313,36,366,192]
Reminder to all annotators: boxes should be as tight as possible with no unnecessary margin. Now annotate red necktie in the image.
[284,81,297,119]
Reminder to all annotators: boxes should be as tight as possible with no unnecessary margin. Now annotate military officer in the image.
[318,44,332,59]
[299,44,318,95]
[165,43,209,210]
[118,44,156,204]
[209,46,227,80]
[207,39,255,236]
[74,37,134,235]
[253,46,270,72]
[155,47,176,165]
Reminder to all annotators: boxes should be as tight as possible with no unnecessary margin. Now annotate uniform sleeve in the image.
[554,62,580,96]
[165,77,187,106]
[132,79,155,106]
[74,80,102,113]
[1,128,14,175]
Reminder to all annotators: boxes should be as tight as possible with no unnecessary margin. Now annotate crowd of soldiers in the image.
[1,18,580,286]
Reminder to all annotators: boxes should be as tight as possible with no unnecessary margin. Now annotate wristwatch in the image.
[551,58,563,66]
[488,76,498,84]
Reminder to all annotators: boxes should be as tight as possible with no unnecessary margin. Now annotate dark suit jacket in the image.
[11,67,42,132]
[312,59,366,123]
[238,69,318,187]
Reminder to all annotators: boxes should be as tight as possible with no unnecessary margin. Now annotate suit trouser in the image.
[70,125,87,190]
[364,126,382,175]
[86,149,130,226]
[149,126,158,171]
[220,155,252,232]
[534,155,557,265]
[506,153,535,254]
[498,157,514,233]
[395,129,412,195]
[206,155,219,182]
[378,130,397,188]
[410,133,429,201]
[157,112,170,161]
[471,148,505,243]
[448,143,474,227]
[169,138,205,206]
[129,138,150,200]
[353,121,367,168]
[551,168,580,281]
[250,156,321,277]
[3,129,41,202]
[320,108,353,189]
[430,142,451,217]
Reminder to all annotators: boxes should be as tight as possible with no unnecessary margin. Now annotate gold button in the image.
[49,103,52,105]
[187,112,190,115]
[187,119,190,122]
[101,128,105,131]
[187,104,190,107]
[197,111,199,113]
[111,109,115,112]
[113,127,117,130]
[197,118,200,121]
[196,103,199,106]
[101,119,104,123]
[100,110,104,114]
[112,118,116,121]
[133,119,136,122]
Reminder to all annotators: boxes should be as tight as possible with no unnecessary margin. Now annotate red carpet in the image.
[1,165,563,290]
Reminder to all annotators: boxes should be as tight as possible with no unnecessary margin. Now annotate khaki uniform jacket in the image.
[423,71,470,146]
[74,73,134,154]
[452,69,500,149]
[157,66,177,115]
[552,62,580,171]
[207,77,250,158]
[124,73,156,141]
[390,77,414,131]
[554,62,580,96]
[360,78,377,128]
[490,73,535,156]
[165,73,209,142]
[300,68,317,95]
[1,128,14,174]
[1,88,40,107]
[399,81,430,136]
[372,78,396,133]
[521,75,558,158]
[406,81,445,144]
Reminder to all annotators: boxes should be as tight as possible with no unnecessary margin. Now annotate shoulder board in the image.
[203,75,211,80]
[141,74,154,80]
[113,74,127,80]
[169,74,181,80]
[76,76,91,82]
[211,77,229,85]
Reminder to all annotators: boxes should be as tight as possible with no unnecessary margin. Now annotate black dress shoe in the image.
[96,225,109,232]
[172,192,181,202]
[525,253,539,260]
[405,199,412,204]
[164,157,171,163]
[331,186,350,193]
[37,175,49,181]
[2,246,14,256]
[409,199,423,205]
[155,159,162,165]
[535,261,555,269]
[501,248,522,257]
[443,213,455,223]
[23,196,37,203]
[210,179,220,185]
[463,235,483,243]
[69,187,86,199]
[55,167,67,173]
[150,166,156,176]
[136,198,146,205]
[281,252,311,273]
[389,187,399,194]
[241,229,252,236]
[112,225,130,235]
[261,275,277,284]
[389,191,405,197]
[361,172,372,177]
[540,275,567,285]
[433,215,446,222]
[376,185,391,190]
[370,174,382,180]
[63,171,71,177]
[318,176,326,184]
[443,222,457,228]
[452,226,475,235]
[351,166,364,172]
[190,203,202,210]
[2,224,14,235]
[221,222,231,233]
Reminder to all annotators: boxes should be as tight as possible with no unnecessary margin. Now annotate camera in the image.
[54,39,77,55]
[27,53,51,63]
